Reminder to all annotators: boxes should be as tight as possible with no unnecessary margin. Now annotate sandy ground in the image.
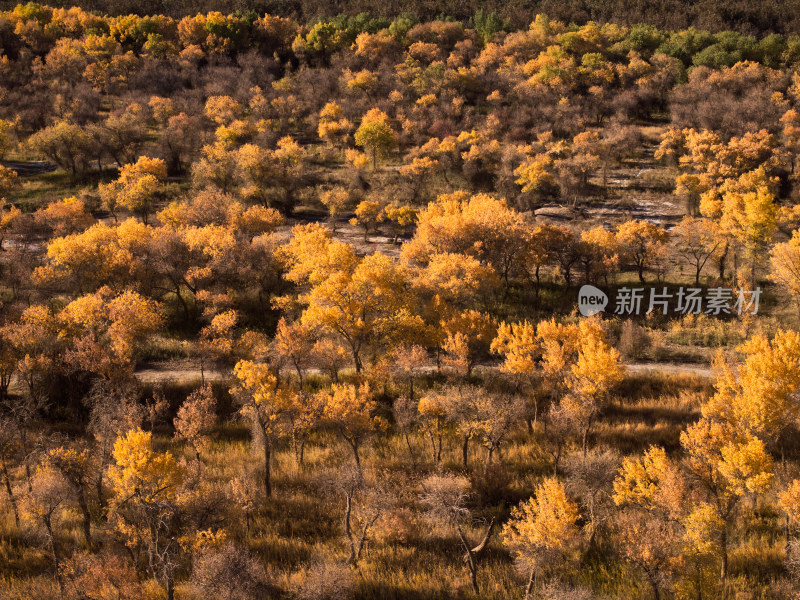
[129,359,713,385]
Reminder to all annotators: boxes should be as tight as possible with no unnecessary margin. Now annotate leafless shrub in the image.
[191,544,273,600]
[291,560,356,600]
[618,320,650,360]
[786,539,800,581]
[540,582,603,600]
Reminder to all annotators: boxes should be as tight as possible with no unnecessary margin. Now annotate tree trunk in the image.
[718,242,729,282]
[458,518,495,596]
[458,526,480,594]
[45,516,64,597]
[582,418,594,459]
[524,567,536,600]
[1,459,19,526]
[77,489,92,547]
[95,457,106,512]
[263,439,272,498]
[297,439,305,468]
[720,526,728,581]
[348,438,362,474]
[462,435,469,468]
[647,572,661,600]
[345,492,356,565]
[404,433,417,470]
[553,443,563,477]
[173,285,191,324]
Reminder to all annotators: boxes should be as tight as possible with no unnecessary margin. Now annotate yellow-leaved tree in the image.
[279,222,358,287]
[417,390,454,464]
[107,428,183,599]
[566,319,624,456]
[0,166,20,204]
[778,479,800,542]
[318,382,382,473]
[490,320,541,425]
[679,417,773,580]
[57,289,164,379]
[0,197,21,251]
[107,428,181,504]
[502,477,582,599]
[301,252,422,372]
[233,361,297,497]
[770,229,800,314]
[350,199,383,242]
[402,191,529,298]
[612,445,686,519]
[441,309,497,379]
[99,156,167,224]
[703,329,800,450]
[615,219,669,284]
[319,186,352,233]
[36,218,152,291]
[700,168,779,286]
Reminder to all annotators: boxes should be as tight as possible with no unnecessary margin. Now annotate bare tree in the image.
[614,511,681,600]
[46,440,97,548]
[419,474,496,594]
[144,389,170,432]
[393,394,421,470]
[544,402,572,476]
[564,447,620,552]
[174,385,218,461]
[21,467,71,596]
[229,468,262,539]
[0,416,21,525]
[319,465,390,566]
[85,380,143,510]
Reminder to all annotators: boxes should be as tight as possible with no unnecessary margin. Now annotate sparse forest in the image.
[3,4,800,599]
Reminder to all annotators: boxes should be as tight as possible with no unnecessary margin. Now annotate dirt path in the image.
[625,362,712,378]
[129,359,713,385]
[4,359,712,396]
[134,362,228,385]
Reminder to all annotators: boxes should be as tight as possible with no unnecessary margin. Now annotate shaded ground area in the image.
[1,160,56,176]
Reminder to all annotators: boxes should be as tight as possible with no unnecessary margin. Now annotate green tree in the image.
[354,108,397,169]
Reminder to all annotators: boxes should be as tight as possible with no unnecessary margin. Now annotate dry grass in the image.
[0,369,791,599]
